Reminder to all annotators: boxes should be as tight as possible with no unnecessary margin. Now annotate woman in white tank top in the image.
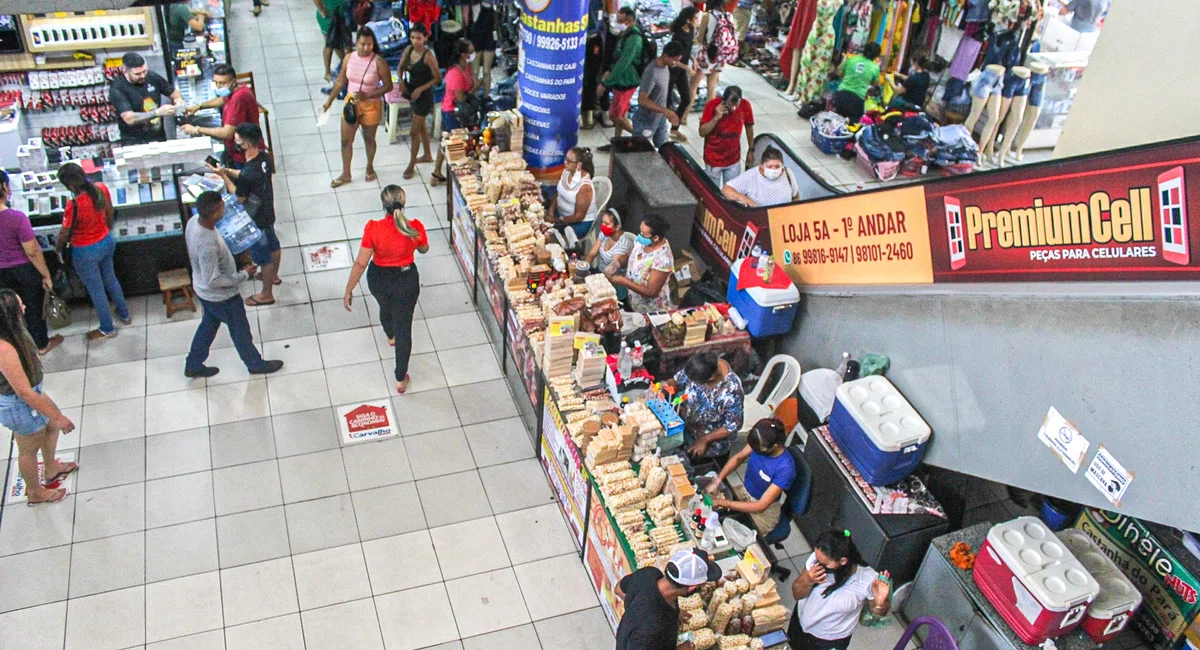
[551,147,598,239]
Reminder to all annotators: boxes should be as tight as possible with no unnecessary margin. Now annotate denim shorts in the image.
[970,68,1003,99]
[1002,72,1030,98]
[0,384,49,436]
[1028,73,1047,107]
[247,224,281,266]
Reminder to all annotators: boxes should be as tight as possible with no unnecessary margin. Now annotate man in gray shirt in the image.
[183,191,283,378]
[631,40,687,148]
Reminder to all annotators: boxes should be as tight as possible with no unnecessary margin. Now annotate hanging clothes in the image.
[942,0,965,26]
[832,1,848,54]
[780,0,820,79]
[848,0,873,52]
[793,0,843,102]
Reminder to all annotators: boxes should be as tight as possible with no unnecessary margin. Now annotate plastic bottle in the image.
[618,342,632,379]
[835,352,850,378]
[632,342,644,368]
[701,512,720,550]
[749,244,761,268]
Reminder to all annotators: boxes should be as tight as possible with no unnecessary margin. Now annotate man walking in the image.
[630,41,687,148]
[209,123,279,306]
[183,191,283,378]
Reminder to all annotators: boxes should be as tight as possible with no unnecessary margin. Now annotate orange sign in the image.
[768,186,935,285]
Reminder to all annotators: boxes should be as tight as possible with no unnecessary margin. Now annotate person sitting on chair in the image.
[706,418,795,533]
[664,351,744,467]
[549,147,598,240]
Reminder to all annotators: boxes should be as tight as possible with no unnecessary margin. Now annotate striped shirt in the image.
[727,167,799,206]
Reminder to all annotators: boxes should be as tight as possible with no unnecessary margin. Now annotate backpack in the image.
[633,29,657,76]
[711,11,739,66]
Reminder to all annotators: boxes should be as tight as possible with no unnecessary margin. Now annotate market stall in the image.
[441,127,798,645]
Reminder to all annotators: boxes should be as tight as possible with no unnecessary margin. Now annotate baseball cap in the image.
[666,548,722,586]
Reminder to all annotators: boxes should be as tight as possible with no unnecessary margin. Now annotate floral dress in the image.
[673,366,745,459]
[793,0,842,103]
[625,240,675,314]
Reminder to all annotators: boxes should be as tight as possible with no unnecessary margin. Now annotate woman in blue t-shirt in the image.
[707,418,796,532]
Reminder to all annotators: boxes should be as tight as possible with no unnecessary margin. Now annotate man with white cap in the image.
[615,547,723,649]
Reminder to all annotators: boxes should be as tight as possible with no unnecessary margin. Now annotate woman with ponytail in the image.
[343,184,429,393]
[0,289,76,505]
[788,529,892,650]
[55,162,130,340]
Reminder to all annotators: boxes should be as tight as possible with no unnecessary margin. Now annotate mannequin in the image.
[982,65,1030,165]
[779,0,819,99]
[1006,61,1049,162]
[963,63,1005,136]
[781,49,803,99]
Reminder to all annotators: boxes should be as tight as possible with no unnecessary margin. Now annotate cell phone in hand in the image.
[205,155,220,168]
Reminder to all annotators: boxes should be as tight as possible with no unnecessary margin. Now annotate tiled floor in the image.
[0,2,926,648]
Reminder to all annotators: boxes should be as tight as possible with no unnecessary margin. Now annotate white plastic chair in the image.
[740,354,803,433]
[575,176,612,252]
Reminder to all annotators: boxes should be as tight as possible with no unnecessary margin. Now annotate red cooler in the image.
[974,517,1100,645]
[1058,529,1143,644]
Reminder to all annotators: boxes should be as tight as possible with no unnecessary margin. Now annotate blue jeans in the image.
[186,295,268,373]
[71,234,129,334]
[706,163,741,188]
[631,108,670,147]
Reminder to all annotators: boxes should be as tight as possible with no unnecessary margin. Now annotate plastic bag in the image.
[723,517,756,552]
[42,290,70,330]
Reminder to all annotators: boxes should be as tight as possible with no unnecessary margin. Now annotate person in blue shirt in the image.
[706,417,796,533]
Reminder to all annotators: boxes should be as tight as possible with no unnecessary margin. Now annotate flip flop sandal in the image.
[330,177,351,188]
[402,169,415,180]
[429,173,446,186]
[42,461,79,487]
[365,171,377,182]
[27,487,67,506]
[245,296,276,306]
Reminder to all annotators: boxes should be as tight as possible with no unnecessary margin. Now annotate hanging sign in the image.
[517,0,588,176]
[1036,407,1089,473]
[1086,445,1135,506]
[768,185,935,285]
[337,400,399,444]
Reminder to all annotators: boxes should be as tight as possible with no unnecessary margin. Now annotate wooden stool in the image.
[158,269,196,318]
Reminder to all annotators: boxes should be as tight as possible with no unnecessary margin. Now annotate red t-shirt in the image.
[222,85,259,164]
[442,65,471,113]
[361,217,428,267]
[701,97,755,168]
[63,183,112,247]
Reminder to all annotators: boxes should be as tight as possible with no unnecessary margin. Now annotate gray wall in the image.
[779,283,1200,533]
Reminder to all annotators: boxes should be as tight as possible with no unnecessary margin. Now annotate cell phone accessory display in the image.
[24,9,156,52]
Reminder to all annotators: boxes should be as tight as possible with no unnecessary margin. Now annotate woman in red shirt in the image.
[55,163,131,340]
[343,184,429,393]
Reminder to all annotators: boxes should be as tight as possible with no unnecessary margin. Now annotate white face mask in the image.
[610,22,627,34]
[467,53,476,63]
[763,166,784,181]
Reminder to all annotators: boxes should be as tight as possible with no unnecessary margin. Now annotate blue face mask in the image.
[213,84,232,97]
[636,234,653,246]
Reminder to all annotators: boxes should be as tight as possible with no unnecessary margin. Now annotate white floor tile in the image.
[301,598,385,650]
[145,571,224,643]
[429,517,511,580]
[513,553,600,621]
[83,359,146,404]
[207,380,271,425]
[444,568,531,638]
[220,558,300,627]
[146,387,210,435]
[496,504,579,565]
[0,601,66,650]
[224,613,305,650]
[267,369,332,414]
[375,583,461,650]
[362,530,443,595]
[292,543,372,610]
[65,585,144,650]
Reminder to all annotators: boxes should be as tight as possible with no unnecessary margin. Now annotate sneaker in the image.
[185,366,220,378]
[597,144,613,153]
[249,359,285,375]
[252,6,261,16]
[86,329,117,341]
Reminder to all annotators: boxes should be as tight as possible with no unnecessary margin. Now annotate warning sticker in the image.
[1086,445,1134,506]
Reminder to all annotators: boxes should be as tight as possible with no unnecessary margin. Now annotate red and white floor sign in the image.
[337,401,399,444]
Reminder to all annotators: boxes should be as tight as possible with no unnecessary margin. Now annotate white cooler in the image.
[1058,529,1143,643]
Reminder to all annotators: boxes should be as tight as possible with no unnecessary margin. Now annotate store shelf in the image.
[0,51,95,73]
[23,9,157,53]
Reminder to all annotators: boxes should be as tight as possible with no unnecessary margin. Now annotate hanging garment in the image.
[846,0,873,52]
[942,0,965,26]
[793,0,843,102]
[946,34,981,80]
[832,1,848,55]
[780,0,820,79]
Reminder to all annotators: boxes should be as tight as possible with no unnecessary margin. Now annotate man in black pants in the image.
[615,548,721,649]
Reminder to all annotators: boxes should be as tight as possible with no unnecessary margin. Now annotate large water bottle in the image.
[215,194,261,253]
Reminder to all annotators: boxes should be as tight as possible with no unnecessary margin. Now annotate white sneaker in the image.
[777,90,796,101]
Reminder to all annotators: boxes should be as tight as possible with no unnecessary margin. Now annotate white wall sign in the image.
[302,242,352,272]
[1037,407,1089,473]
[6,450,76,504]
[337,400,399,444]
[1086,445,1134,506]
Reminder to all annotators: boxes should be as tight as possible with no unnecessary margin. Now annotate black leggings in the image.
[669,65,692,128]
[0,262,49,349]
[832,90,866,123]
[787,609,853,650]
[367,263,421,381]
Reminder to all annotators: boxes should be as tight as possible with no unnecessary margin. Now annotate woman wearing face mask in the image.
[789,530,892,650]
[0,289,77,505]
[722,146,799,207]
[706,418,795,532]
[324,27,393,189]
[584,208,634,298]
[430,39,477,186]
[609,213,674,314]
[397,23,440,180]
[55,163,131,341]
[549,147,597,239]
[0,171,60,355]
[664,351,744,467]
[343,185,430,394]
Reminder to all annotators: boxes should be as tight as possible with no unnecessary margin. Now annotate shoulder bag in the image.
[342,54,377,125]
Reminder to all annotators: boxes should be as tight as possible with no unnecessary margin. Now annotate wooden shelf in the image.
[0,51,95,73]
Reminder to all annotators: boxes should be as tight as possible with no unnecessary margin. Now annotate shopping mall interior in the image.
[0,1,1196,649]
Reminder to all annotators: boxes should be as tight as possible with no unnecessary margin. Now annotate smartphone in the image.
[205,155,220,168]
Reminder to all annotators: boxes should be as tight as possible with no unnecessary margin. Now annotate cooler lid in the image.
[833,376,931,451]
[1057,530,1115,577]
[730,259,801,307]
[1090,572,1142,617]
[986,518,1100,608]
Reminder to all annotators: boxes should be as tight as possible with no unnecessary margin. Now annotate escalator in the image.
[655,134,1200,533]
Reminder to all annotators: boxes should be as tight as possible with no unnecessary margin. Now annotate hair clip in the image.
[843,529,851,538]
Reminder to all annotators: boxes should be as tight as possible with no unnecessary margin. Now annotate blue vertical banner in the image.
[518,0,589,178]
